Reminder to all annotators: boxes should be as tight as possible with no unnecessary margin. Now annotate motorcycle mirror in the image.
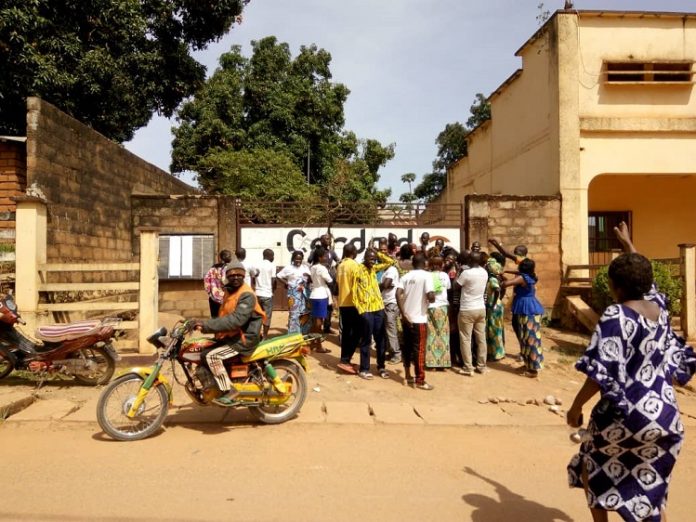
[146,327,168,348]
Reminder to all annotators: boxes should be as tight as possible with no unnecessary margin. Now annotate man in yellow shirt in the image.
[351,249,396,379]
[337,244,360,374]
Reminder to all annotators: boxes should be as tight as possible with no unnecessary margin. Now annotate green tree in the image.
[0,0,250,142]
[197,148,317,202]
[413,92,491,202]
[172,37,394,204]
[399,172,416,203]
[432,123,468,174]
[466,93,491,132]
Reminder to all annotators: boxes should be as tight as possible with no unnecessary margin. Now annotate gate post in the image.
[679,244,695,341]
[139,229,159,354]
[14,196,47,334]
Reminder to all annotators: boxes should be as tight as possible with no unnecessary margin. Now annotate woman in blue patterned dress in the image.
[277,250,311,334]
[567,222,696,522]
[502,258,544,377]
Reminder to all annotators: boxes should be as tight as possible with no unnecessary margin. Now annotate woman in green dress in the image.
[485,254,506,361]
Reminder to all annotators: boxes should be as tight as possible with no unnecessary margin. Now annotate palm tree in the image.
[401,172,416,195]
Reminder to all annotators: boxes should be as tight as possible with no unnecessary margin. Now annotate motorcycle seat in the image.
[35,320,103,343]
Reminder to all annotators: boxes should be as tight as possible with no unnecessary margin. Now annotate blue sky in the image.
[124,0,692,200]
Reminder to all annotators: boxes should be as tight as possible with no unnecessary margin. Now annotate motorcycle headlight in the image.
[4,297,16,312]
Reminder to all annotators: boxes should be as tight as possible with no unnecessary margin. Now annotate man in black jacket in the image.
[195,261,265,406]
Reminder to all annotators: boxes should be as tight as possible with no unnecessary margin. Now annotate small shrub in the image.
[592,260,682,315]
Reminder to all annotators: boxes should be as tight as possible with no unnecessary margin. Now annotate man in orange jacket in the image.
[196,261,266,406]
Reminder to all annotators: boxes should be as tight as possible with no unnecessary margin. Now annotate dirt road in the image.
[1,422,696,522]
[2,316,696,521]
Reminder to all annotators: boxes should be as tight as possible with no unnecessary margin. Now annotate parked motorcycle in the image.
[96,320,317,441]
[0,293,120,385]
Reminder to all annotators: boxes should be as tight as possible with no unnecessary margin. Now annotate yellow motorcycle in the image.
[97,320,319,441]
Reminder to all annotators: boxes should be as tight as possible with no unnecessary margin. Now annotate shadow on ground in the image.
[462,466,574,522]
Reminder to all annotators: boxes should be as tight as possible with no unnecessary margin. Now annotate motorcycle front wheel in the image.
[70,346,115,385]
[249,359,307,424]
[0,346,16,379]
[96,374,169,441]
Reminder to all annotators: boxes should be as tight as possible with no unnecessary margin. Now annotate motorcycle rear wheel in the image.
[0,346,16,379]
[249,359,307,424]
[96,374,169,441]
[70,346,115,385]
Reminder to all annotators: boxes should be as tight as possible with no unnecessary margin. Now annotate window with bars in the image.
[604,61,694,84]
[588,211,631,252]
[158,235,215,279]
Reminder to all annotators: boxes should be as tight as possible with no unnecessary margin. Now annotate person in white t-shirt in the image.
[378,242,401,364]
[255,249,277,339]
[235,247,259,288]
[456,251,489,375]
[309,247,333,351]
[396,253,435,390]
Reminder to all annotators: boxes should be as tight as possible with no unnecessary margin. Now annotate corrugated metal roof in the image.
[0,136,27,143]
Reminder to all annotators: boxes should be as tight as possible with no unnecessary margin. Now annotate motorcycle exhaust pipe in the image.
[52,359,99,372]
[232,387,287,398]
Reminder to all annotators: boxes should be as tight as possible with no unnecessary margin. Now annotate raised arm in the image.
[488,239,516,262]
[613,221,637,254]
[374,251,397,272]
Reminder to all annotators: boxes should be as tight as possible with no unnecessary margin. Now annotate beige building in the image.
[437,9,696,266]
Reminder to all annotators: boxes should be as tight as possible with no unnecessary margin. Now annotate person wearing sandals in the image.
[396,253,436,390]
[425,255,451,370]
[307,247,332,354]
[277,251,311,335]
[351,249,395,380]
[379,243,402,365]
[567,222,696,522]
[485,253,506,361]
[489,239,528,360]
[457,251,489,376]
[502,258,544,377]
[336,244,360,375]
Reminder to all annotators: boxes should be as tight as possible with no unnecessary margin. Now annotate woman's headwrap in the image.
[486,257,502,276]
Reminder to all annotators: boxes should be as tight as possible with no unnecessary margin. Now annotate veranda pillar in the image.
[680,244,695,341]
[14,196,47,334]
[138,229,159,354]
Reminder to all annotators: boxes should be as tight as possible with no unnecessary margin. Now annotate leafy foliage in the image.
[432,122,469,173]
[0,0,249,142]
[198,148,317,202]
[409,93,491,203]
[171,37,394,205]
[592,261,683,315]
[466,93,491,132]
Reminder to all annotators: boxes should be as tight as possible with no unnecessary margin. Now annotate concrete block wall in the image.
[24,97,196,269]
[465,194,562,311]
[132,195,241,318]
[159,280,210,319]
[131,195,220,255]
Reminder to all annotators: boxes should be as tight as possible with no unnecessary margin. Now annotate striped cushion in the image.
[36,320,103,342]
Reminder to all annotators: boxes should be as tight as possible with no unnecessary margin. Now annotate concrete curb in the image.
[0,393,37,421]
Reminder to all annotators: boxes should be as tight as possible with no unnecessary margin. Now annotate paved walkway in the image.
[3,314,696,431]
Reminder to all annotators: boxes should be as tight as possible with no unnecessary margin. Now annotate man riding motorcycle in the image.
[193,261,266,406]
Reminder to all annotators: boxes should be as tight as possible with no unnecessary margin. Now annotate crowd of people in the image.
[200,223,696,520]
[205,232,546,390]
[331,232,545,389]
